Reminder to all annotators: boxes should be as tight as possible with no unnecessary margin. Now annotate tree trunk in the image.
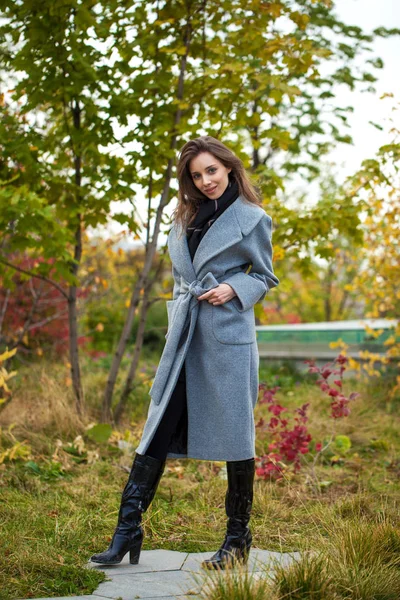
[113,262,165,424]
[102,18,192,422]
[68,284,84,416]
[68,218,84,416]
[324,263,334,321]
[69,99,84,415]
[113,293,151,425]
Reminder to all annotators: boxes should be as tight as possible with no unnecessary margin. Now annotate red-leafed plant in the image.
[0,254,90,357]
[256,353,360,482]
[255,384,312,481]
[304,354,359,418]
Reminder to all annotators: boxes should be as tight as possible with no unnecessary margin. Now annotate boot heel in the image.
[129,538,143,564]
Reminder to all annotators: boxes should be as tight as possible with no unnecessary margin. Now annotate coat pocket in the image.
[211,297,256,345]
[165,299,178,338]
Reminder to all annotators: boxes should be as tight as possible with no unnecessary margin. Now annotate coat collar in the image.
[168,195,265,280]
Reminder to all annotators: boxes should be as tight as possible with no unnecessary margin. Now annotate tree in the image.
[101,0,395,421]
[262,173,366,324]
[342,106,400,393]
[0,1,138,413]
[1,0,396,422]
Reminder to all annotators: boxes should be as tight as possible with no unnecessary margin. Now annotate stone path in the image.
[25,548,302,600]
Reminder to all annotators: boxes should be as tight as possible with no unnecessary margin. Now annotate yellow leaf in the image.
[95,323,104,332]
[387,346,400,357]
[273,245,285,260]
[266,3,282,18]
[0,347,17,362]
[125,299,130,308]
[348,358,360,370]
[329,338,348,350]
[365,325,384,339]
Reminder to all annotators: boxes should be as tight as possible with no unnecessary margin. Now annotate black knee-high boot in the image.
[201,458,255,570]
[90,452,166,565]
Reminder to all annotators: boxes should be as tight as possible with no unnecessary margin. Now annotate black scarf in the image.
[186,174,239,262]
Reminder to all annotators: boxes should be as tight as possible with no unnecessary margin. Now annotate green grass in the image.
[270,519,400,600]
[0,357,399,599]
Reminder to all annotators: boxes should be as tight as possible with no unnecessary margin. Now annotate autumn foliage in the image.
[255,354,360,481]
[0,255,89,357]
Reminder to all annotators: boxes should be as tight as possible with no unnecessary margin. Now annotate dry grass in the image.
[0,358,399,599]
[1,365,87,439]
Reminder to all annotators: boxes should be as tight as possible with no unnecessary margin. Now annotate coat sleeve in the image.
[220,213,280,312]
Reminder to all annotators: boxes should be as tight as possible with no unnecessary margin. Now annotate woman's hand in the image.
[197,283,237,305]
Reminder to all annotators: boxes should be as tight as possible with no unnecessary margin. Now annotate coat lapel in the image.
[168,195,265,279]
[192,199,244,275]
[168,196,243,278]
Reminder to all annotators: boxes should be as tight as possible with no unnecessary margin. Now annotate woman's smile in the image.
[204,185,218,194]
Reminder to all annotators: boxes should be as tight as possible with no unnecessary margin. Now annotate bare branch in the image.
[0,256,68,298]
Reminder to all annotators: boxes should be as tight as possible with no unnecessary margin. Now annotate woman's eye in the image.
[193,168,217,180]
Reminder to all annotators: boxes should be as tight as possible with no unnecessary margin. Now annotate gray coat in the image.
[135,195,280,461]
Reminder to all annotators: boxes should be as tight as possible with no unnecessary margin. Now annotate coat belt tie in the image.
[149,271,221,405]
[179,273,221,298]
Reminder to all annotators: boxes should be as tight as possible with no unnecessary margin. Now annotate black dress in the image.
[145,360,188,460]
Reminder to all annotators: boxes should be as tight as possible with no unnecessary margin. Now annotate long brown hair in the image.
[173,136,262,237]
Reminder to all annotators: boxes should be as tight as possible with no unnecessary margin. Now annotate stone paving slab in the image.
[87,549,189,577]
[23,548,302,600]
[20,597,109,600]
[24,597,200,600]
[181,548,302,573]
[94,569,198,599]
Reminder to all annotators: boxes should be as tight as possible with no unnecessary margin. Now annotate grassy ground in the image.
[0,357,399,599]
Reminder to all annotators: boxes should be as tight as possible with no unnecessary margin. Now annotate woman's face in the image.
[189,152,232,200]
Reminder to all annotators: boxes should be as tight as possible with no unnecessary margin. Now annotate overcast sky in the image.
[326,0,399,176]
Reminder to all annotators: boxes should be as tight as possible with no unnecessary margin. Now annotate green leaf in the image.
[334,435,352,454]
[86,423,113,444]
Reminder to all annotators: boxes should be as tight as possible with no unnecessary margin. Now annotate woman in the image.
[90,135,280,570]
